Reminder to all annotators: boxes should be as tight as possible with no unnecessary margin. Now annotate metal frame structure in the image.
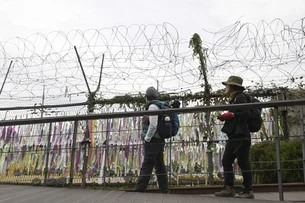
[1,99,305,201]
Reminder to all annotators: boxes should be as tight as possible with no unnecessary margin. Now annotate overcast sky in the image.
[0,0,304,111]
[0,0,304,41]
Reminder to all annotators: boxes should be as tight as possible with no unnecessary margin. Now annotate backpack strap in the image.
[146,100,161,110]
[232,91,249,104]
[147,100,170,110]
[242,92,252,103]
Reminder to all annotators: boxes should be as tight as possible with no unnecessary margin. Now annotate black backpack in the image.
[149,101,180,139]
[243,93,263,132]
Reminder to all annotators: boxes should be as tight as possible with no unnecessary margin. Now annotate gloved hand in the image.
[218,112,234,121]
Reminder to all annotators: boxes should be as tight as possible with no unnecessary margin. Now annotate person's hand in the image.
[218,112,234,121]
[144,137,151,143]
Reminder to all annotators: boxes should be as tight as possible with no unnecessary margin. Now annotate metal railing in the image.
[0,99,305,201]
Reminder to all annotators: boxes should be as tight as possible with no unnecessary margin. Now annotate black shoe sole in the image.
[125,190,145,192]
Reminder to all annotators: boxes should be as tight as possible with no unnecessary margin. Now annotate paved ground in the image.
[0,185,303,203]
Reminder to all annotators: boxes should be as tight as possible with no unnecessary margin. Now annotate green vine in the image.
[87,91,97,113]
[189,33,211,105]
[93,87,288,108]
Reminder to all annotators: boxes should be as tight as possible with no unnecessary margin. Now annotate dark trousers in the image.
[223,135,253,190]
[135,139,168,193]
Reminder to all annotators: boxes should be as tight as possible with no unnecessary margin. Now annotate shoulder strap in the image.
[232,91,249,103]
[242,92,252,103]
[146,100,163,110]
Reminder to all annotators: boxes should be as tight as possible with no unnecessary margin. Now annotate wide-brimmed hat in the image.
[222,76,245,89]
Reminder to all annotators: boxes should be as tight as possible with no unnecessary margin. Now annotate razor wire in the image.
[0,18,304,107]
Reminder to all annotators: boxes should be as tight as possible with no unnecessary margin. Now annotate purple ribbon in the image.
[1,127,6,140]
[5,126,13,144]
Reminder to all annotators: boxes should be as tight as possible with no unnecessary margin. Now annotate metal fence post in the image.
[169,114,173,192]
[274,107,284,201]
[102,143,107,190]
[69,120,78,187]
[44,122,52,185]
[300,106,305,183]
[81,121,90,189]
[103,119,109,190]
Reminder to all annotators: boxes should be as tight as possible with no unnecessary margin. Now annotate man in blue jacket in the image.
[135,86,168,193]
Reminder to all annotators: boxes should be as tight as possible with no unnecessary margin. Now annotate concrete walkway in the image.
[0,185,303,203]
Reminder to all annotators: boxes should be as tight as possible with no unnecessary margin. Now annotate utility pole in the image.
[74,46,105,188]
[0,60,13,95]
[41,85,45,118]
